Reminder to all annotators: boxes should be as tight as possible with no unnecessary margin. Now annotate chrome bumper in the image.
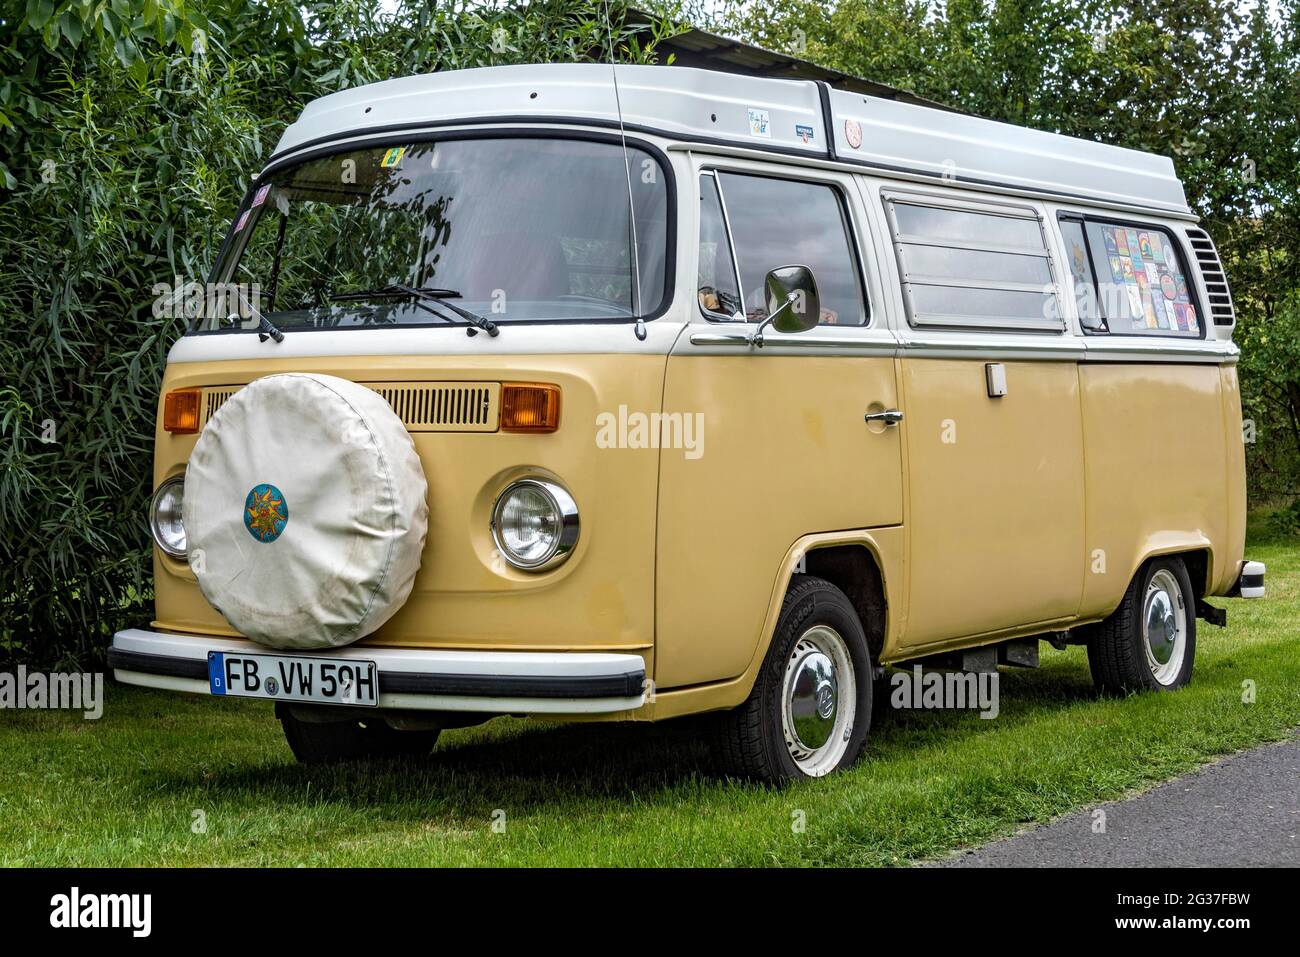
[109,628,647,714]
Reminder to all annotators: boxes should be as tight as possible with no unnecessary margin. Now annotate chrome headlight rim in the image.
[149,475,187,559]
[490,478,580,572]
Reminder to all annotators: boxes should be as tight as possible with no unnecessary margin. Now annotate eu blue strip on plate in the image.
[208,652,226,695]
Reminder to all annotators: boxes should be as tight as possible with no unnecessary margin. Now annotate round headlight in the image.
[490,478,579,571]
[150,476,187,559]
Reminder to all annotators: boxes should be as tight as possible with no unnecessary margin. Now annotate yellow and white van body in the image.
[111,63,1263,778]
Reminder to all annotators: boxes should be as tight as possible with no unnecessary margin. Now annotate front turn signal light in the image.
[501,383,560,433]
[163,389,201,434]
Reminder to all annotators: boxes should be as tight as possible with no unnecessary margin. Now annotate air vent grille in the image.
[1185,227,1236,326]
[199,381,500,432]
[203,387,239,425]
[368,382,498,432]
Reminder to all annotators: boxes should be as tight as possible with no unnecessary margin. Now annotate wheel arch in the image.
[1132,542,1214,601]
[742,531,902,700]
[646,529,903,720]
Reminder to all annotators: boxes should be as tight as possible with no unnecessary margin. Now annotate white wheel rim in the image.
[780,624,856,777]
[1143,568,1187,685]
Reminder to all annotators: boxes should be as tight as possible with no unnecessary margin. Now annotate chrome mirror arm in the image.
[748,295,795,349]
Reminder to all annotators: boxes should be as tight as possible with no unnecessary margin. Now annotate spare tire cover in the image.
[184,373,428,650]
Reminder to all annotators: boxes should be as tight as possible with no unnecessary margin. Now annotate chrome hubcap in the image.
[1143,569,1186,685]
[781,625,856,776]
[789,651,838,750]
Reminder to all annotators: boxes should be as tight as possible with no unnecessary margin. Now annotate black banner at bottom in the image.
[0,866,1280,942]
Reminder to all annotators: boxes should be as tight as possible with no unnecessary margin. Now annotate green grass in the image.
[3,521,1298,867]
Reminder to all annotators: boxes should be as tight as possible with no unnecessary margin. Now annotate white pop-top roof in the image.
[268,63,1190,216]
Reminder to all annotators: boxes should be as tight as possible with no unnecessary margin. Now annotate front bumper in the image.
[109,628,647,714]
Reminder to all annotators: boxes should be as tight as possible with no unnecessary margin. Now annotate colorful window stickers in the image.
[1084,221,1199,336]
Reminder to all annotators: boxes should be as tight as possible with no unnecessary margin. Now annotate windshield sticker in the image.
[795,124,815,144]
[380,146,407,168]
[747,108,771,138]
[233,209,250,233]
[252,184,271,207]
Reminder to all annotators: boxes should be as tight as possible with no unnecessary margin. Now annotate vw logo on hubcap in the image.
[815,683,835,720]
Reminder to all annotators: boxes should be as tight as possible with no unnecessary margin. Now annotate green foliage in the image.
[1240,294,1300,496]
[0,0,673,666]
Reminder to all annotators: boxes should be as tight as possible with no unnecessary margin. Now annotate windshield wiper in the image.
[332,284,499,337]
[228,286,284,343]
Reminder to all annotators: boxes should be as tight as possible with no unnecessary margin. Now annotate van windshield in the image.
[196,136,668,332]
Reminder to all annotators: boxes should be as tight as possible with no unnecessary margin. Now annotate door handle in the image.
[864,409,904,426]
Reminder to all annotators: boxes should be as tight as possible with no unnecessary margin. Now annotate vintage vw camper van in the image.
[110,63,1266,782]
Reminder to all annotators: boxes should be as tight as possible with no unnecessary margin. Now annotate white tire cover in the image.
[183,373,428,650]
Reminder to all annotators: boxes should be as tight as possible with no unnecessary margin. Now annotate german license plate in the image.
[208,651,378,707]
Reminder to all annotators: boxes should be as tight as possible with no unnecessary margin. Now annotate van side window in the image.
[697,173,743,320]
[709,172,867,326]
[1059,218,1105,332]
[1061,215,1202,337]
[885,197,1061,331]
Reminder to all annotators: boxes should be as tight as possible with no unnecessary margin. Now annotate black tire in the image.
[711,575,873,784]
[1087,556,1197,695]
[276,704,440,764]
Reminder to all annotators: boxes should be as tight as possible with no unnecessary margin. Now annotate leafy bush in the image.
[1239,294,1300,502]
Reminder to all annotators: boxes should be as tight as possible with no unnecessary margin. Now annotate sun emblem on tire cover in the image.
[244,483,289,543]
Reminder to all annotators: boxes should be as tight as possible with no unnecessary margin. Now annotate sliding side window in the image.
[885,195,1060,331]
[1059,214,1203,338]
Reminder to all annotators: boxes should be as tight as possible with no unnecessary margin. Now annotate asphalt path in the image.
[936,734,1300,867]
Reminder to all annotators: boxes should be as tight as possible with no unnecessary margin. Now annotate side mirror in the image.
[751,264,820,347]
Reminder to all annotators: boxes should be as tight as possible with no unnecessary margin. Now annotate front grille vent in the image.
[199,381,500,432]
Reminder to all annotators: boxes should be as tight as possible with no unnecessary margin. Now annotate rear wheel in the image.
[712,575,873,784]
[1087,556,1196,695]
[276,703,440,764]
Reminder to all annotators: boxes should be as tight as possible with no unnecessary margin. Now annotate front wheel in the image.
[711,575,873,784]
[1087,556,1197,695]
[276,704,440,764]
